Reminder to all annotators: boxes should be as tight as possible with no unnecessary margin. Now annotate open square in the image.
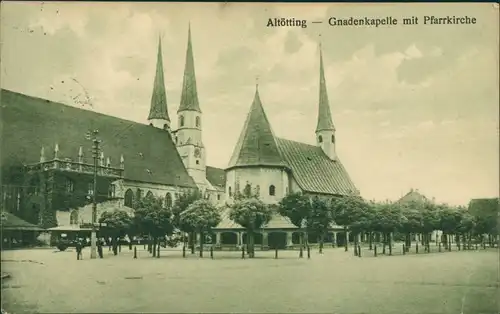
[2,248,498,314]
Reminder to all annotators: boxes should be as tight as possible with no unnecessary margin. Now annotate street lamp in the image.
[86,129,101,259]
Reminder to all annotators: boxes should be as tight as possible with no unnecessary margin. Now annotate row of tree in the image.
[97,185,498,259]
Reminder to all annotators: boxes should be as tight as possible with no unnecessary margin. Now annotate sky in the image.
[1,2,498,206]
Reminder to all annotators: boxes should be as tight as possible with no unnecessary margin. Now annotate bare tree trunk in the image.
[319,232,324,254]
[152,237,157,257]
[344,226,348,252]
[369,232,373,250]
[382,233,386,255]
[388,233,392,256]
[448,234,452,251]
[199,232,204,258]
[299,231,304,258]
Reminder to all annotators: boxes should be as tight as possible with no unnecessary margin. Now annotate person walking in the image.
[75,241,83,260]
[97,239,104,259]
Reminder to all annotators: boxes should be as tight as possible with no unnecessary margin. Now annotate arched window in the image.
[70,210,79,225]
[217,194,221,200]
[196,160,200,165]
[228,187,232,197]
[175,136,178,144]
[146,191,154,199]
[179,115,185,127]
[165,192,173,208]
[195,116,201,128]
[331,135,335,143]
[108,184,116,198]
[124,189,134,207]
[269,185,276,196]
[318,135,323,143]
[65,178,74,193]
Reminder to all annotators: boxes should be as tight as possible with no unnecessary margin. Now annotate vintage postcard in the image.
[1,2,498,314]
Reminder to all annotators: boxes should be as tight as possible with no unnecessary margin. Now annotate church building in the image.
[212,43,359,249]
[0,25,225,229]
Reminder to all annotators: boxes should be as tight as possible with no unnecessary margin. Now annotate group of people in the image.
[75,238,105,260]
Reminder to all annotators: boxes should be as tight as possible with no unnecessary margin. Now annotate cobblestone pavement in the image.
[1,247,498,313]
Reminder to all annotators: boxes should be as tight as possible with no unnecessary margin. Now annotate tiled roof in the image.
[227,87,286,169]
[275,138,358,196]
[1,211,45,230]
[206,166,226,188]
[214,208,296,230]
[468,198,499,216]
[178,25,201,113]
[1,89,197,188]
[148,37,170,121]
[316,45,335,132]
[397,190,430,204]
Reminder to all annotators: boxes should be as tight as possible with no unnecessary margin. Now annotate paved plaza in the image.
[1,247,498,314]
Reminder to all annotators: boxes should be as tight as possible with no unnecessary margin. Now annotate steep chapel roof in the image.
[1,89,197,188]
[397,189,431,204]
[227,86,286,169]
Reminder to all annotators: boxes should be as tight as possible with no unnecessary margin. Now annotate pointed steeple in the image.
[178,23,201,113]
[148,35,170,121]
[227,84,285,169]
[315,41,335,133]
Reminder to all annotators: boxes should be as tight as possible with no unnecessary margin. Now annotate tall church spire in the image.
[227,84,285,169]
[148,36,170,126]
[315,40,335,133]
[178,23,201,113]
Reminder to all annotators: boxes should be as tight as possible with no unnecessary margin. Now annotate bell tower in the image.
[176,24,207,187]
[315,39,337,161]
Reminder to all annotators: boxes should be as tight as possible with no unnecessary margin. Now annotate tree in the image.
[437,204,462,251]
[98,209,132,255]
[278,192,311,257]
[230,198,273,258]
[456,207,475,250]
[330,194,368,252]
[413,202,436,251]
[172,189,203,254]
[306,196,334,254]
[400,201,424,249]
[134,195,175,258]
[371,201,405,255]
[179,199,221,257]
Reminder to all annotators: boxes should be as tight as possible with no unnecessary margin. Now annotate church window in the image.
[165,192,173,209]
[269,185,276,196]
[318,135,323,143]
[195,116,201,128]
[65,179,74,193]
[149,123,153,126]
[331,135,335,143]
[175,136,178,144]
[179,115,185,127]
[70,210,79,225]
[146,191,154,199]
[217,194,221,200]
[228,187,232,197]
[108,184,116,198]
[196,160,200,165]
[87,182,93,196]
[124,189,134,207]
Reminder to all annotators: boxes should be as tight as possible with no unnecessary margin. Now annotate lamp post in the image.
[87,129,101,259]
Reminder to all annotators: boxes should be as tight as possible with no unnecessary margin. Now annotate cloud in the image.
[1,2,498,206]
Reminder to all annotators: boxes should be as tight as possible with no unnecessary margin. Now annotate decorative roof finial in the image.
[40,146,46,163]
[54,143,59,159]
[256,75,259,89]
[99,152,105,166]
